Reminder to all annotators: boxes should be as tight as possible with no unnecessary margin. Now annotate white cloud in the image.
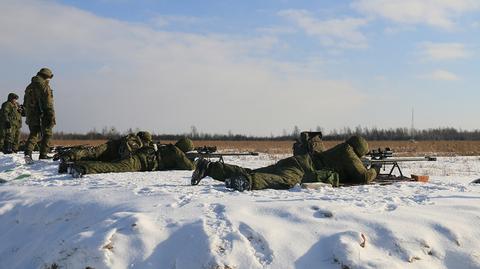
[425,70,461,81]
[150,15,207,28]
[278,9,369,49]
[353,0,480,30]
[420,42,471,61]
[256,26,296,35]
[383,25,415,35]
[0,0,366,135]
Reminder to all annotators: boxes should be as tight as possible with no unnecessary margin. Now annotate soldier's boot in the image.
[225,175,251,192]
[3,143,14,154]
[53,151,73,162]
[24,151,34,165]
[52,153,62,161]
[58,161,74,174]
[69,165,85,178]
[191,158,211,185]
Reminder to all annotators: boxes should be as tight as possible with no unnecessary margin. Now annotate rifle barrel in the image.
[364,156,436,164]
[188,152,259,157]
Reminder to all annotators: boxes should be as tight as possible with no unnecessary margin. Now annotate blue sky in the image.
[0,0,479,135]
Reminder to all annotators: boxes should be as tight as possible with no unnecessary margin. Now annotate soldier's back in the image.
[24,77,38,125]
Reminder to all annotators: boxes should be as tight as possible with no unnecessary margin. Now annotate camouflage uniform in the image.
[207,154,340,190]
[24,68,56,158]
[197,136,376,190]
[59,131,154,162]
[313,135,377,185]
[0,94,23,153]
[71,138,195,176]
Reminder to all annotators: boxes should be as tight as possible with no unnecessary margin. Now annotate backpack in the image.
[293,131,324,156]
[117,134,145,159]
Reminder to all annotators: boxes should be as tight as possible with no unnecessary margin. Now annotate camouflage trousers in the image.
[65,143,119,162]
[207,154,339,190]
[25,124,53,155]
[1,125,21,152]
[75,147,195,175]
[0,128,4,150]
[75,151,157,175]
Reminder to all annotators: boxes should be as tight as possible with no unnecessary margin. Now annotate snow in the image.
[1,153,480,269]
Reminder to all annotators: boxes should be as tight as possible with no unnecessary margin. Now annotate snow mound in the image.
[1,153,479,269]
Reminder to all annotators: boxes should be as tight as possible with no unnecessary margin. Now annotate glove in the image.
[18,105,26,117]
[371,163,382,173]
[4,121,11,129]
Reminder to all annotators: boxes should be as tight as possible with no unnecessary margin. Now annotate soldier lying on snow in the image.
[65,136,196,178]
[56,131,154,173]
[191,135,377,191]
[56,131,154,163]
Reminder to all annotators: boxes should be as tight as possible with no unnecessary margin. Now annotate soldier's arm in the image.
[39,82,56,125]
[168,145,195,170]
[2,103,13,128]
[1,103,7,120]
[23,88,31,109]
[343,147,377,184]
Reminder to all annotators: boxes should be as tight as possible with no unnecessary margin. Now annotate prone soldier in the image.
[56,131,154,162]
[191,135,377,191]
[56,131,154,173]
[68,137,196,177]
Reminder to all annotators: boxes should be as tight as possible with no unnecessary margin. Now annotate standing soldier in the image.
[23,68,56,162]
[0,93,23,153]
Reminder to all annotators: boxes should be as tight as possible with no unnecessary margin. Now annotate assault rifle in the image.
[186,146,259,163]
[362,147,437,183]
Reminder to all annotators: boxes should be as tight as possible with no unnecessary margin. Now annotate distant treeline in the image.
[50,126,480,141]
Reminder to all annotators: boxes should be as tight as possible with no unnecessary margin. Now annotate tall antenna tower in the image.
[410,107,415,141]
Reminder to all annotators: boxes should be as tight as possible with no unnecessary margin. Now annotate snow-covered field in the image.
[1,153,479,269]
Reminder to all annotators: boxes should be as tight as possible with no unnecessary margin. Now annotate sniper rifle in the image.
[362,147,437,183]
[186,146,259,163]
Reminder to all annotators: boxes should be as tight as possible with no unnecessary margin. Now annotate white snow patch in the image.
[0,153,479,268]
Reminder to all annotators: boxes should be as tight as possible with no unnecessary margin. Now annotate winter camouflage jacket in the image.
[24,76,55,127]
[0,101,22,128]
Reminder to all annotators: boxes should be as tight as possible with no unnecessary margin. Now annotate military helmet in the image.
[7,93,19,101]
[137,131,153,143]
[175,137,194,152]
[346,135,369,157]
[38,67,54,79]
